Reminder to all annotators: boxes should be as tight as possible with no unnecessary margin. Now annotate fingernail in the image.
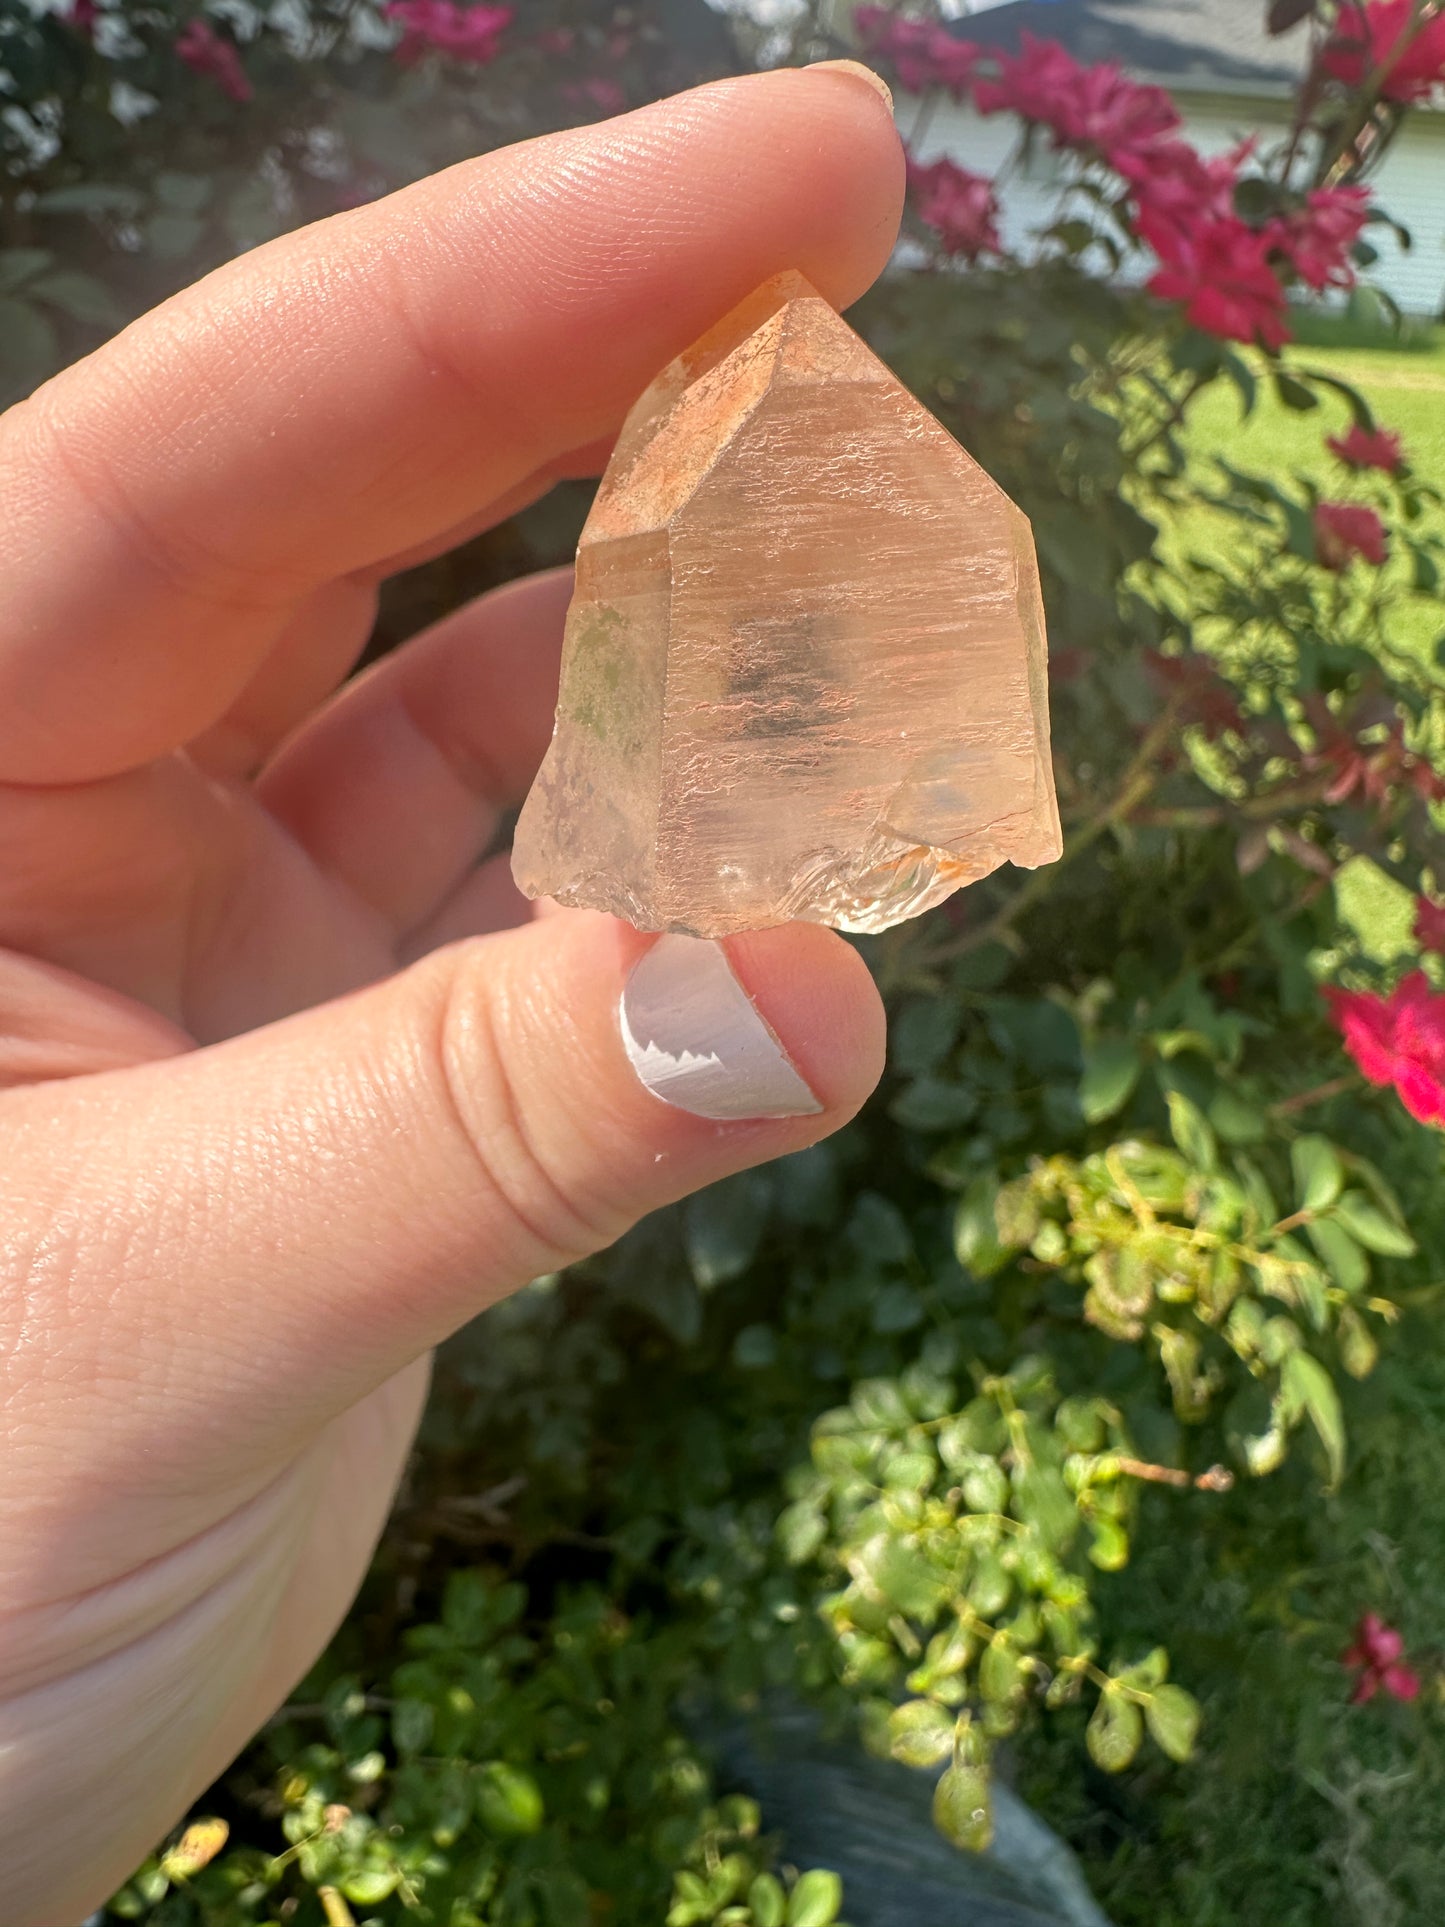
[620,935,823,1122]
[807,59,894,113]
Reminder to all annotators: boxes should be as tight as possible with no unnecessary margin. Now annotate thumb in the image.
[8,912,884,1518]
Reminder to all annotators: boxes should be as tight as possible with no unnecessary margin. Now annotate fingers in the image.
[186,577,379,778]
[1,915,885,1583]
[0,67,903,784]
[258,569,572,931]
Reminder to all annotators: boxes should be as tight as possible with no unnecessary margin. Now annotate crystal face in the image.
[511,271,1062,937]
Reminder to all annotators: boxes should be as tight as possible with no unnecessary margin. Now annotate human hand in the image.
[0,66,900,1924]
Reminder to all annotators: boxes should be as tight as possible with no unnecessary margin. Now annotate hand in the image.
[0,65,900,1925]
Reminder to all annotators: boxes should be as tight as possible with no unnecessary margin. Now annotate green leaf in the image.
[733,1323,778,1369]
[1116,1647,1170,1693]
[155,171,213,213]
[29,268,126,328]
[341,1869,401,1905]
[889,1077,977,1132]
[978,1638,1024,1705]
[967,1553,1012,1618]
[1209,1088,1266,1145]
[1166,1091,1217,1172]
[684,1173,770,1288]
[391,1697,433,1756]
[1145,1683,1201,1763]
[1333,855,1417,965]
[848,1191,913,1266]
[1274,371,1319,411]
[1280,1351,1346,1488]
[959,1456,1009,1516]
[787,1869,843,1927]
[0,248,52,294]
[1089,1517,1130,1571]
[933,1762,993,1852]
[887,1699,955,1768]
[1080,1039,1141,1123]
[776,1501,827,1566]
[1013,1464,1078,1553]
[1291,1135,1343,1213]
[476,1762,544,1836]
[750,1875,787,1927]
[1334,1191,1417,1257]
[1337,1305,1380,1380]
[1087,1690,1143,1772]
[36,183,142,215]
[858,1535,946,1618]
[953,1177,1010,1277]
[0,297,59,380]
[1305,1218,1369,1295]
[891,997,963,1075]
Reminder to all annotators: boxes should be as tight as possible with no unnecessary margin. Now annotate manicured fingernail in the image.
[807,59,894,113]
[620,935,823,1121]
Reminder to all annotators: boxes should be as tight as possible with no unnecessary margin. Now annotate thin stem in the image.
[1113,1455,1235,1492]
[1269,1071,1358,1117]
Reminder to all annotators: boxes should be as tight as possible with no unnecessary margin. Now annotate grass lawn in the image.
[1163,326,1445,664]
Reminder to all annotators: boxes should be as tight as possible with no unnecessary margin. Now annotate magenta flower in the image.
[1118,139,1244,258]
[1324,1,1445,103]
[1315,501,1389,570]
[973,31,1178,165]
[175,19,252,103]
[1326,973,1445,1126]
[853,10,979,98]
[1267,185,1371,292]
[1327,423,1404,473]
[384,1,512,65]
[1342,1611,1422,1704]
[1145,214,1290,350]
[908,157,1001,259]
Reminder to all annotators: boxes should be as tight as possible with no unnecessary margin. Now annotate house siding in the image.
[909,92,1445,317]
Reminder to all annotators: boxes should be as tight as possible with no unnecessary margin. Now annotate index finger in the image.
[0,66,902,785]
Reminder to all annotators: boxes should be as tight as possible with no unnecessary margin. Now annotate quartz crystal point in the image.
[512,271,1061,936]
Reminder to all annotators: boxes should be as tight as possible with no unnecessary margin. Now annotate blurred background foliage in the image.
[6,0,1445,1921]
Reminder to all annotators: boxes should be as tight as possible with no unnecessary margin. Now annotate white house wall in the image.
[909,92,1444,317]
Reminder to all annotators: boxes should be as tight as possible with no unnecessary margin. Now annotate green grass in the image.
[1165,331,1445,662]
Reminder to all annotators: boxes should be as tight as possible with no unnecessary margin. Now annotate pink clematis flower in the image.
[1326,972,1445,1125]
[1342,1611,1422,1704]
[1327,423,1404,473]
[908,157,1001,259]
[1315,500,1389,569]
[175,19,252,102]
[384,1,512,65]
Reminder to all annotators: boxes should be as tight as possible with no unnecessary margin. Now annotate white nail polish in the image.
[619,935,823,1121]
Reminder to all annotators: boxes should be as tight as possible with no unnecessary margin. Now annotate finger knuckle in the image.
[429,953,626,1273]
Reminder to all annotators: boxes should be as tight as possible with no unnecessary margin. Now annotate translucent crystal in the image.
[512,271,1061,936]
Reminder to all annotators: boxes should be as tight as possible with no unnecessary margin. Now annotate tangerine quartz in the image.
[512,272,1062,936]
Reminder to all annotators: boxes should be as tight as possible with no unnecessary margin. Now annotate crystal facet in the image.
[512,272,1062,937]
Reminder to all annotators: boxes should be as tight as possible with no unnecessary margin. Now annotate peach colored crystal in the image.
[511,271,1061,936]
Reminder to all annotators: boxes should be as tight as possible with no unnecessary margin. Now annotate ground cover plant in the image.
[5,0,1445,1921]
